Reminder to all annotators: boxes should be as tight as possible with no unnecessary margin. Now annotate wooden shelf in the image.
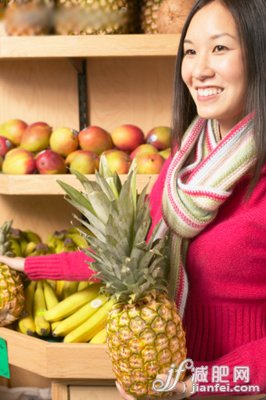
[0,174,157,195]
[0,34,180,59]
[0,327,114,379]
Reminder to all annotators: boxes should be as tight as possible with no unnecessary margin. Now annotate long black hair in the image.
[171,0,266,194]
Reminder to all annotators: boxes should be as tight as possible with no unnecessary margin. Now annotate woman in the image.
[1,0,266,397]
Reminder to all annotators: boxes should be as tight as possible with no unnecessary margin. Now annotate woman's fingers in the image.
[115,382,136,400]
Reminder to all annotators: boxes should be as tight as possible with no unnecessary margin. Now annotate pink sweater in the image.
[25,158,266,395]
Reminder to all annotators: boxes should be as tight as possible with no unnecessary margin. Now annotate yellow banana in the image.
[47,279,56,290]
[10,238,22,257]
[51,321,61,333]
[23,230,42,244]
[62,281,79,299]
[43,280,59,310]
[44,283,102,322]
[53,294,108,337]
[77,281,90,291]
[55,280,65,300]
[18,281,36,336]
[25,241,37,256]
[63,299,115,343]
[34,281,50,336]
[67,232,88,249]
[90,328,107,344]
[19,238,29,257]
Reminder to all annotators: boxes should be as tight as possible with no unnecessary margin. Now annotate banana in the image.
[55,280,65,300]
[18,281,36,336]
[77,281,90,291]
[47,279,56,290]
[34,281,50,336]
[66,232,88,249]
[62,281,79,299]
[51,321,61,334]
[44,283,102,322]
[10,238,22,257]
[53,293,109,337]
[90,328,107,344]
[43,280,59,310]
[19,238,29,257]
[63,299,115,343]
[23,230,42,244]
[25,241,37,256]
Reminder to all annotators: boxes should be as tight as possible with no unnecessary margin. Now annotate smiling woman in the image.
[181,2,246,137]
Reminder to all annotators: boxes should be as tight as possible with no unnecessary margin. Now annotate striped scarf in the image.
[159,114,256,318]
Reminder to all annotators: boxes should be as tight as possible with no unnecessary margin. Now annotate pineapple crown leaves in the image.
[57,157,170,303]
[0,220,14,257]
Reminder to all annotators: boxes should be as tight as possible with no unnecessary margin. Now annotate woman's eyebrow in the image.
[184,33,237,44]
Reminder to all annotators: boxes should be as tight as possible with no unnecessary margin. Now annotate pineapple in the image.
[55,0,132,35]
[5,0,54,36]
[141,0,163,33]
[57,160,187,398]
[0,221,25,326]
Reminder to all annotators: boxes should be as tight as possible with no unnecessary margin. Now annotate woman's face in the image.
[181,1,247,136]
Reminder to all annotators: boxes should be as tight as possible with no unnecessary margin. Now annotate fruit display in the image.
[141,0,163,34]
[17,279,109,343]
[0,221,25,327]
[57,158,187,397]
[0,119,171,175]
[157,0,195,34]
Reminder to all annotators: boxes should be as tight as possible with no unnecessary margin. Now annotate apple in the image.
[159,147,171,159]
[66,150,99,174]
[111,124,145,151]
[130,143,158,160]
[101,149,131,174]
[50,127,79,157]
[36,149,66,174]
[0,135,14,157]
[0,119,28,145]
[135,153,165,174]
[146,126,171,150]
[78,126,113,155]
[20,122,52,152]
[2,148,36,174]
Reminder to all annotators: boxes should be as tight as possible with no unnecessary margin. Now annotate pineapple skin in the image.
[0,264,25,326]
[107,291,187,398]
[141,0,163,34]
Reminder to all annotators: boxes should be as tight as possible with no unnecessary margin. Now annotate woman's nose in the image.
[192,55,215,80]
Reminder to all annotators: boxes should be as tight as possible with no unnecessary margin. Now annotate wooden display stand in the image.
[0,34,177,399]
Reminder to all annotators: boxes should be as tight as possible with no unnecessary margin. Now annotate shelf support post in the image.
[69,58,89,131]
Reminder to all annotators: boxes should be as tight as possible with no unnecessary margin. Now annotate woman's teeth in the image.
[198,88,223,97]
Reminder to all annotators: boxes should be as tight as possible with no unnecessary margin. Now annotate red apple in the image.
[2,148,36,174]
[130,143,158,160]
[0,119,28,145]
[111,124,145,152]
[20,122,52,152]
[136,153,165,174]
[146,126,171,150]
[66,150,99,174]
[50,127,79,157]
[36,149,66,174]
[101,150,131,174]
[0,135,14,157]
[78,126,113,155]
[159,147,171,159]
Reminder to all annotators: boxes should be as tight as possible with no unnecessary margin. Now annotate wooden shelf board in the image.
[0,327,114,379]
[0,174,157,195]
[0,34,180,59]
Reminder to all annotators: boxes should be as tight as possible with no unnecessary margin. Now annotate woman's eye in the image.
[184,49,196,55]
[213,45,228,52]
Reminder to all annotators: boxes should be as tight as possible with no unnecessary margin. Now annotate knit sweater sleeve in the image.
[193,338,266,396]
[25,251,99,281]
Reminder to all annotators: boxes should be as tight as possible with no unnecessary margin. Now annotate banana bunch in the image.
[9,228,42,257]
[44,282,112,343]
[17,280,109,343]
[46,228,88,254]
